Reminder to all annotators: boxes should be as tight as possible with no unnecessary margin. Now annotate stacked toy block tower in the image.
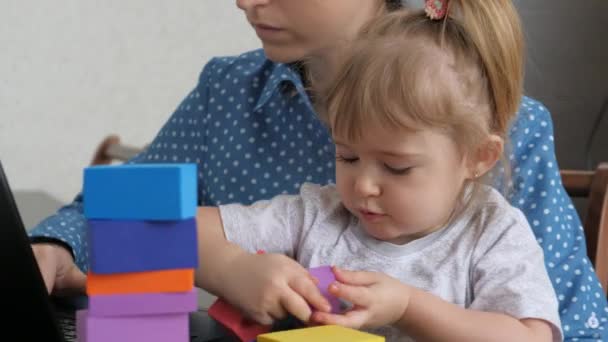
[76,163,199,342]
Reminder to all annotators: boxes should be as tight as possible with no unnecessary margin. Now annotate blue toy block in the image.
[88,218,198,274]
[83,163,197,220]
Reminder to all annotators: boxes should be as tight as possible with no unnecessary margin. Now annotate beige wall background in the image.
[0,1,259,228]
[516,0,608,170]
[1,0,607,230]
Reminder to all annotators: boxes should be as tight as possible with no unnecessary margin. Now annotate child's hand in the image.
[311,266,410,330]
[224,252,332,326]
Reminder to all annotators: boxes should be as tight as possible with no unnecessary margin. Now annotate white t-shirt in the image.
[219,183,562,341]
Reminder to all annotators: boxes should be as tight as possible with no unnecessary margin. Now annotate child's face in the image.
[334,124,472,244]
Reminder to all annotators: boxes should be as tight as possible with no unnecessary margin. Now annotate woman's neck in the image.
[298,47,347,102]
[298,4,390,98]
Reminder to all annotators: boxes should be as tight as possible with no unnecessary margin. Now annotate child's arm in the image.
[398,284,553,342]
[194,206,331,325]
[313,267,554,342]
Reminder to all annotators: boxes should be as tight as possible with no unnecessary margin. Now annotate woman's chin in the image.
[261,45,305,64]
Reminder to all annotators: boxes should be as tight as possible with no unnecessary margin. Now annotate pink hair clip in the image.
[425,0,449,20]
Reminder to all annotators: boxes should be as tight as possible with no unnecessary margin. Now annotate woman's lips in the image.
[253,23,285,40]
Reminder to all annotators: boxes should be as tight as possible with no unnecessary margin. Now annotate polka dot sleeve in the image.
[28,193,89,272]
[506,97,607,340]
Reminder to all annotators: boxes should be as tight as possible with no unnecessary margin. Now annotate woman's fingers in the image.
[54,264,87,296]
[32,245,58,294]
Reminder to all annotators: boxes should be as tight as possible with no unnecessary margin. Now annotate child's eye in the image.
[384,164,413,175]
[336,155,359,164]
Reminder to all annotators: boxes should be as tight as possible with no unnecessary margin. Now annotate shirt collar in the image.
[253,62,315,114]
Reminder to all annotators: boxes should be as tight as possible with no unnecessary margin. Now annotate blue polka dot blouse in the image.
[29,49,607,340]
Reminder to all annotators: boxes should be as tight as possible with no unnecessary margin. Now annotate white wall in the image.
[1,1,260,228]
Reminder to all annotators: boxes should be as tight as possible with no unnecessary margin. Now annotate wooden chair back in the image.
[90,135,142,166]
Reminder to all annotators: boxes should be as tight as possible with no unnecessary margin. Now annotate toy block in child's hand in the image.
[77,309,189,342]
[86,268,193,295]
[88,218,198,274]
[256,325,385,342]
[87,289,197,317]
[308,266,342,314]
[207,298,271,342]
[83,163,197,220]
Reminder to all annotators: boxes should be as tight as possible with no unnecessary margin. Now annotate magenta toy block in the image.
[88,289,197,317]
[77,309,188,342]
[308,266,342,313]
[88,218,198,274]
[83,163,197,220]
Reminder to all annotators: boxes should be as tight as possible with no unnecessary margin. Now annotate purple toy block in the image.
[77,309,188,342]
[88,218,198,274]
[88,289,197,317]
[308,266,342,314]
[77,310,87,342]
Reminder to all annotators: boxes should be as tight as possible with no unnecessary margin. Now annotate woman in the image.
[29,1,606,340]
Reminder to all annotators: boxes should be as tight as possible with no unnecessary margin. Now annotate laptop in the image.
[0,160,78,341]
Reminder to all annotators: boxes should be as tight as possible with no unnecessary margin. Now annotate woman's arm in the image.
[504,97,608,340]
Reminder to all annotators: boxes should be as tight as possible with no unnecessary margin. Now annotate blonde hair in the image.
[320,0,524,163]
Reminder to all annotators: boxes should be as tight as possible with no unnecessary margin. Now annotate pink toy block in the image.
[88,289,197,317]
[308,266,342,314]
[208,298,271,342]
[77,309,188,342]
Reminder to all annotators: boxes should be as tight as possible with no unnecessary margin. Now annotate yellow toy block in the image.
[257,325,385,342]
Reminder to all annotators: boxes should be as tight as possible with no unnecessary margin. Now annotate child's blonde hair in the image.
[321,0,524,165]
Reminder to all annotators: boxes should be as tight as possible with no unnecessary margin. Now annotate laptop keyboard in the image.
[56,310,76,342]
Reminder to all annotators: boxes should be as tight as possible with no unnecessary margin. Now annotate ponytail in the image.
[448,0,525,135]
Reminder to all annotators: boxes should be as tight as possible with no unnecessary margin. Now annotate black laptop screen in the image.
[0,161,65,341]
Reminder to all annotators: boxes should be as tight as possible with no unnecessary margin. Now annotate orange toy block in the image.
[87,268,194,295]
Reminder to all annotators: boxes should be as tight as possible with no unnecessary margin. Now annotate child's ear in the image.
[468,134,504,179]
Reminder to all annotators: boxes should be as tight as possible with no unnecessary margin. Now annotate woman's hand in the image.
[311,266,410,330]
[31,243,87,295]
[222,252,332,326]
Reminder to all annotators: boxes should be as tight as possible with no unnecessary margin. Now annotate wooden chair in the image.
[90,134,143,166]
[561,163,608,295]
